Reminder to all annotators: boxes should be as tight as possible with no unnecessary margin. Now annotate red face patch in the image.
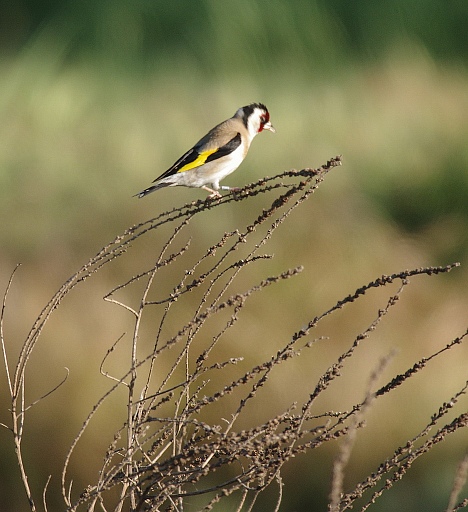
[259,112,270,132]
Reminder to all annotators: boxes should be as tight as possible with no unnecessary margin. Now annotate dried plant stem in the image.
[2,157,467,511]
[446,452,468,512]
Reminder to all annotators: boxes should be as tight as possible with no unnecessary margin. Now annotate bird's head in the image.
[236,103,275,137]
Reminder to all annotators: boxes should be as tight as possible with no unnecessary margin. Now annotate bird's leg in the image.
[220,185,242,193]
[202,185,222,199]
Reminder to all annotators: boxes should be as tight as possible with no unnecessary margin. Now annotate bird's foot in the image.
[220,185,242,194]
[202,186,222,199]
[207,192,222,200]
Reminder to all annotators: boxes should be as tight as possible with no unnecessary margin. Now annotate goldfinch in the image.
[135,103,275,199]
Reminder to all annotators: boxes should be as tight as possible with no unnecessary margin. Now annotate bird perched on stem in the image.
[135,103,275,199]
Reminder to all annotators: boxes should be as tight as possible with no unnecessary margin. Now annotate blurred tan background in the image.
[1,1,467,510]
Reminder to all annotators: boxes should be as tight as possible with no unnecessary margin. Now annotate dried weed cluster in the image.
[1,156,467,511]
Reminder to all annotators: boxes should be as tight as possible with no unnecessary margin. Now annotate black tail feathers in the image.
[134,183,166,198]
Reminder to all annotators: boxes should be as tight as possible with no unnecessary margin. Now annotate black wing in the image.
[205,133,241,163]
[153,133,242,182]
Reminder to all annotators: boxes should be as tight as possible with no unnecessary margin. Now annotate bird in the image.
[135,103,275,199]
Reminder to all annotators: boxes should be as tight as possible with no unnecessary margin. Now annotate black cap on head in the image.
[237,103,269,129]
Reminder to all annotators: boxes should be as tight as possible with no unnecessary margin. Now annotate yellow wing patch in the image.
[177,149,218,173]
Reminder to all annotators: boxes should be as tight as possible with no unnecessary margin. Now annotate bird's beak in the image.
[264,121,276,133]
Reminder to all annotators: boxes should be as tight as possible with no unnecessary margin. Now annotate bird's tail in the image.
[133,182,167,198]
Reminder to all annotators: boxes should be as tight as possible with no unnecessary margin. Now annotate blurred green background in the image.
[1,1,468,510]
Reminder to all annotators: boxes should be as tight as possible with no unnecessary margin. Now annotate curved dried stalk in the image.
[2,156,467,511]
